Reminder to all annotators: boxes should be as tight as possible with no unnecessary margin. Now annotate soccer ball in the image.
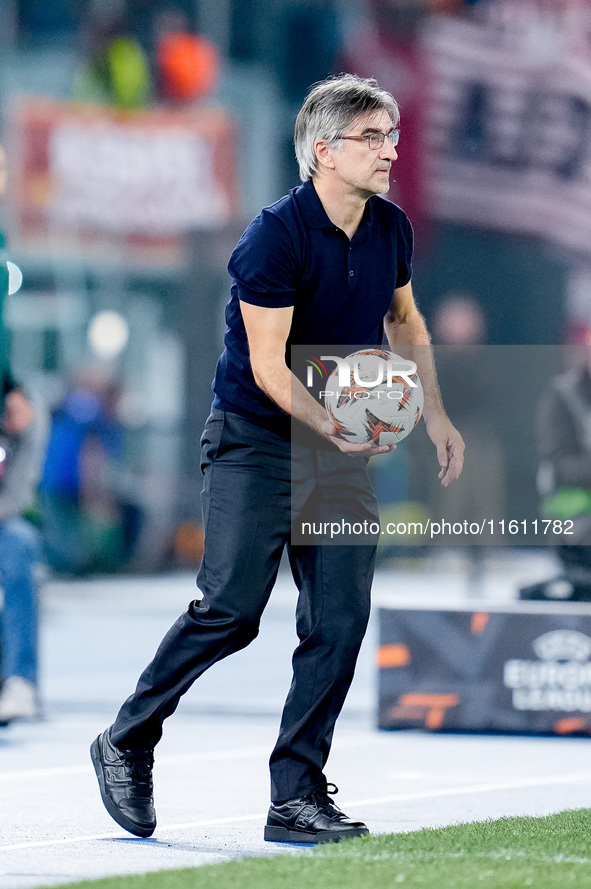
[324,348,424,445]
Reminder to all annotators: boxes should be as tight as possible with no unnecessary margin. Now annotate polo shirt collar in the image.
[295,180,375,231]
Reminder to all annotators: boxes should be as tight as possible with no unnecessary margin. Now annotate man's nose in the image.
[380,140,397,161]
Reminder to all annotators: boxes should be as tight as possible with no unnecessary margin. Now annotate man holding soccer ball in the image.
[92,74,464,844]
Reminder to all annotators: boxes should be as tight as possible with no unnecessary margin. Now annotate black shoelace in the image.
[123,749,154,794]
[310,781,340,810]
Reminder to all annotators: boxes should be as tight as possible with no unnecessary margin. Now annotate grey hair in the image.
[294,74,400,182]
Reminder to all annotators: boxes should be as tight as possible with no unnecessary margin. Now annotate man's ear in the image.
[314,138,337,171]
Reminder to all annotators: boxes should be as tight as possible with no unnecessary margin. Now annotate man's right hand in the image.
[320,419,396,457]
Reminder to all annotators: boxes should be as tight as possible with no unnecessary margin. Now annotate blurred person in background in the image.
[0,394,48,725]
[0,141,43,724]
[425,293,505,589]
[0,144,34,437]
[154,7,219,105]
[72,0,152,110]
[520,348,591,601]
[429,293,505,526]
[39,369,140,576]
[91,74,463,845]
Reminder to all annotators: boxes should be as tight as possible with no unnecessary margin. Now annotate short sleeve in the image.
[395,211,414,289]
[228,210,298,308]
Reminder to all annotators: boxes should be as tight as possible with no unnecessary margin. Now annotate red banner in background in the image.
[9,98,240,266]
[422,13,591,255]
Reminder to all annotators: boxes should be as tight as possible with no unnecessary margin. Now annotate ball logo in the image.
[314,353,418,390]
[305,349,424,446]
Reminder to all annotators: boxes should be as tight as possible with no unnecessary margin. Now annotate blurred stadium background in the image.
[0,0,587,574]
[4,3,591,885]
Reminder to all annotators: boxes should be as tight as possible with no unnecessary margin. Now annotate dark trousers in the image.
[111,410,378,802]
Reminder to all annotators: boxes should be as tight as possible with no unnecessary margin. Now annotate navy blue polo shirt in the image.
[212,179,413,436]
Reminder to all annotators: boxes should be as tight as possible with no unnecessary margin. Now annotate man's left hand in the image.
[424,412,465,487]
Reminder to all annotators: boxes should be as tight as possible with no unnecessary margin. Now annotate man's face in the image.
[329,109,398,198]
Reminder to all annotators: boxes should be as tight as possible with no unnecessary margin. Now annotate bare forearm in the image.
[251,357,328,434]
[241,302,393,454]
[384,312,445,419]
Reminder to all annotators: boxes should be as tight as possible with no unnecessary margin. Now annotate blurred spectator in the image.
[154,8,220,103]
[0,138,44,724]
[0,135,45,723]
[417,292,505,583]
[0,393,48,725]
[39,369,141,576]
[73,0,152,110]
[0,143,34,436]
[520,349,591,601]
[432,292,486,346]
[156,32,218,102]
[430,297,505,520]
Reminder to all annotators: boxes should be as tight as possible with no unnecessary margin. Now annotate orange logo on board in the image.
[388,693,459,730]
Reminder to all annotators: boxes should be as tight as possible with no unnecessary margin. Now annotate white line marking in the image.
[0,815,267,852]
[0,747,273,782]
[0,833,144,852]
[0,735,383,783]
[340,770,591,809]
[3,770,591,853]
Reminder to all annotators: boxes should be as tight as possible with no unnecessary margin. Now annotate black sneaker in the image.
[90,727,156,837]
[264,782,369,844]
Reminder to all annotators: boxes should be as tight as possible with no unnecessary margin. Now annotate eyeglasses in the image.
[340,130,400,150]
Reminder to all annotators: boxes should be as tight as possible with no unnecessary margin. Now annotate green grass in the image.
[50,809,591,889]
